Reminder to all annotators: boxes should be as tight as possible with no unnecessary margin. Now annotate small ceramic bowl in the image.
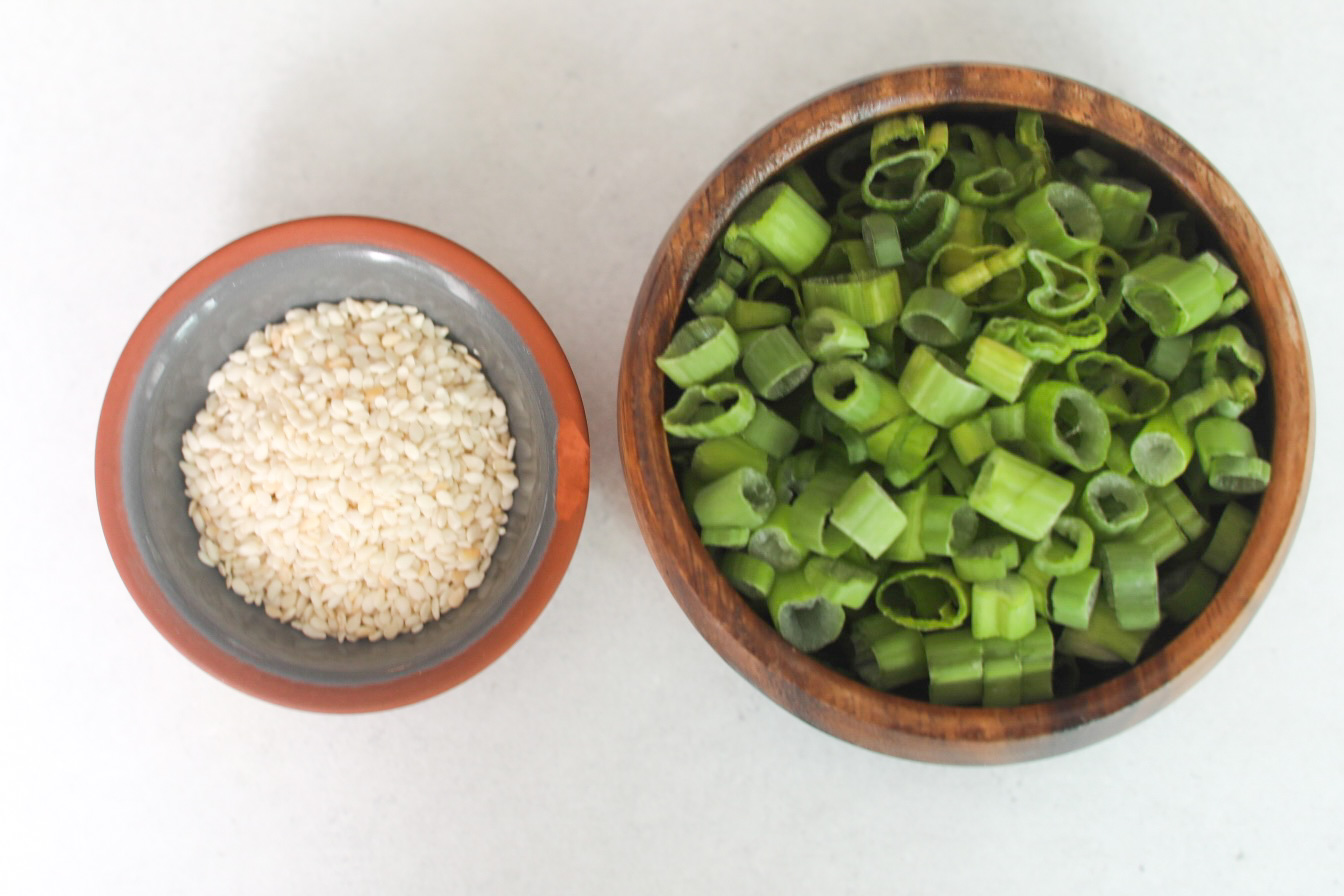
[97,216,589,711]
[619,64,1312,762]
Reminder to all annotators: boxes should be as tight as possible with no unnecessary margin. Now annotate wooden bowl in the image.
[618,64,1312,763]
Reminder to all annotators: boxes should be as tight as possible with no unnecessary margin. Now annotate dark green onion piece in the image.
[1120,254,1222,337]
[1170,378,1234,428]
[898,345,991,427]
[1066,350,1170,423]
[1098,539,1160,631]
[875,566,970,631]
[1050,567,1100,630]
[1030,515,1095,577]
[1160,561,1219,623]
[690,436,768,481]
[825,131,873,190]
[1025,248,1100,318]
[1213,287,1250,321]
[655,316,740,388]
[969,447,1075,540]
[779,164,827,211]
[924,628,983,705]
[897,190,962,262]
[1057,600,1152,664]
[803,556,878,610]
[700,526,750,548]
[739,403,799,459]
[689,279,737,316]
[692,467,776,530]
[981,637,1024,707]
[971,575,1037,640]
[726,298,793,332]
[956,167,1022,207]
[1025,380,1112,472]
[661,382,755,439]
[1017,620,1055,703]
[801,268,903,327]
[767,570,847,652]
[1013,182,1103,259]
[789,469,855,558]
[747,506,807,571]
[812,359,908,431]
[861,213,905,268]
[900,287,973,347]
[851,616,928,690]
[1076,471,1148,538]
[746,265,802,308]
[1130,410,1193,487]
[829,472,907,558]
[861,150,934,212]
[720,551,775,601]
[919,496,979,557]
[952,534,1022,583]
[733,183,832,275]
[741,325,814,400]
[1202,502,1255,573]
[940,241,1028,299]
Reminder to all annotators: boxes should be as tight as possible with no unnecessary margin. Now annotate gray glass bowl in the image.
[97,217,589,711]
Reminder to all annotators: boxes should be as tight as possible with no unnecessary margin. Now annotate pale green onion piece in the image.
[1130,500,1188,565]
[900,287,973,347]
[689,279,737,316]
[861,150,934,211]
[861,213,905,268]
[1025,248,1100,318]
[935,451,975,497]
[1150,483,1209,541]
[986,403,1027,442]
[803,556,878,610]
[801,268,903,327]
[1207,455,1272,494]
[1105,429,1134,475]
[875,566,970,631]
[767,570,847,652]
[1213,287,1250,321]
[720,551,775,601]
[965,335,1034,402]
[747,505,807,571]
[1013,182,1103,259]
[1057,600,1152,664]
[1024,380,1112,472]
[949,414,997,465]
[851,616,928,690]
[1066,350,1170,423]
[1160,561,1219,623]
[1146,335,1194,382]
[1030,515,1095,577]
[897,190,961,262]
[1087,177,1152,245]
[661,382,755,439]
[968,448,1075,540]
[981,637,1024,707]
[864,414,933,466]
[952,535,1021,583]
[739,403,799,459]
[898,345,991,427]
[693,467,776,529]
[701,526,750,548]
[690,436,768,481]
[884,486,930,563]
[1098,539,1160,631]
[919,496,979,557]
[1120,254,1222,337]
[733,183,832,275]
[800,307,869,362]
[829,472,907,559]
[1202,502,1255,573]
[812,359,908,431]
[725,298,793,332]
[655,316,740,388]
[883,425,944,488]
[940,242,1028,299]
[1193,416,1258,472]
[1130,410,1193,487]
[924,628,983,705]
[1050,567,1100,630]
[747,266,802,308]
[971,575,1037,640]
[1195,323,1266,386]
[789,469,855,558]
[741,325,813,400]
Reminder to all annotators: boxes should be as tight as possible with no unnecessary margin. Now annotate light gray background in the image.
[4,1,1340,893]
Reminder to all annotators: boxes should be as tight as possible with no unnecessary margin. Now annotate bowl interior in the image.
[122,243,558,686]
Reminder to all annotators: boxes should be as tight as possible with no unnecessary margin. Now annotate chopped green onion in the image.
[725,298,794,332]
[1170,377,1234,427]
[1025,248,1100,318]
[1066,350,1170,423]
[919,495,979,557]
[986,403,1027,442]
[829,472,907,559]
[1057,600,1152,664]
[1050,567,1100,630]
[952,535,1021,583]
[897,190,961,262]
[1150,483,1209,541]
[693,467,776,529]
[948,414,997,465]
[733,183,833,275]
[655,316,740,387]
[801,268,903,327]
[935,451,976,497]
[1130,410,1193,486]
[1195,323,1266,387]
[690,279,737,316]
[1105,429,1135,475]
[1076,471,1148,538]
[812,359,908,431]
[968,447,1075,540]
[924,628,983,705]
[1130,499,1188,565]
[884,485,931,563]
[747,505,807,571]
[767,570,847,652]
[1087,177,1152,246]
[898,345,991,427]
[971,575,1037,640]
[940,242,1028,300]
[861,213,905,268]
[1030,515,1095,577]
[1025,380,1112,472]
[1017,620,1055,702]
[690,436,768,481]
[980,637,1024,707]
[662,382,755,439]
[1160,561,1219,623]
[1099,539,1160,631]
[1193,416,1258,473]
[741,325,814,400]
[773,448,820,503]
[719,551,775,601]
[800,307,869,361]
[701,526,750,548]
[965,335,1034,402]
[851,616,928,690]
[789,469,856,558]
[1120,254,1222,337]
[803,556,879,609]
[1014,182,1103,259]
[862,150,935,212]
[1206,455,1271,494]
[900,287,973,347]
[1202,502,1255,573]
[740,403,799,459]
[779,164,827,211]
[875,566,970,631]
[1145,335,1194,382]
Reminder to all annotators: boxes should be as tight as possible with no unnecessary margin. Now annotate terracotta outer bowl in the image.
[618,64,1312,763]
[97,216,589,712]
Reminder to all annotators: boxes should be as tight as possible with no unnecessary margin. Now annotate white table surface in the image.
[5,1,1341,893]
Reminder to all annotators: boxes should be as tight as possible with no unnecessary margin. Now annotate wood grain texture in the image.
[618,64,1312,763]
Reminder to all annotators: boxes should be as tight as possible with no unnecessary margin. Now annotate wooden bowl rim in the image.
[96,215,591,712]
[618,63,1312,762]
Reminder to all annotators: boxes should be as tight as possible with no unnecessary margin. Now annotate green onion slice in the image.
[719,552,775,601]
[655,316,740,388]
[1025,248,1100,318]
[741,325,814,400]
[829,472,908,559]
[1120,254,1222,337]
[1076,470,1148,538]
[766,570,847,652]
[692,467,776,529]
[875,566,970,631]
[1030,515,1095,577]
[898,345,991,427]
[733,183,833,275]
[1014,182,1103,259]
[900,287,973,347]
[661,382,756,439]
[812,359,909,431]
[801,268,903,327]
[1098,539,1160,631]
[968,447,1074,540]
[1024,380,1112,472]
[1066,350,1170,423]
